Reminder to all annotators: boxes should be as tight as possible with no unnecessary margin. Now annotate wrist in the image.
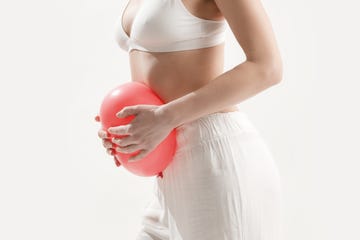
[158,103,182,128]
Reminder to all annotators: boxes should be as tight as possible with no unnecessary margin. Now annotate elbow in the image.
[260,60,283,86]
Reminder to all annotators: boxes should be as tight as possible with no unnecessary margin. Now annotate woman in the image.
[95,0,283,239]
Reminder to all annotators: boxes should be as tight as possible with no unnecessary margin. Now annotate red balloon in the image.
[99,81,177,178]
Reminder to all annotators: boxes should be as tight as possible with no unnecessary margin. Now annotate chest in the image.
[114,0,226,53]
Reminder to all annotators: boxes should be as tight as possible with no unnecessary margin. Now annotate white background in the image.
[0,0,359,239]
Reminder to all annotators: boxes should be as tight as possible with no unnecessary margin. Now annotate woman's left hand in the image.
[108,104,175,162]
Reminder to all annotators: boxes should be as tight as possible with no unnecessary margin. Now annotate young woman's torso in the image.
[118,0,239,113]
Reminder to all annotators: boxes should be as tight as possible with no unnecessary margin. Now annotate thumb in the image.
[94,115,100,122]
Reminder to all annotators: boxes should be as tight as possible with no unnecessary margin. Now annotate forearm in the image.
[161,60,282,128]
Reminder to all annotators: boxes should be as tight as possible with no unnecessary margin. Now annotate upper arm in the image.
[214,0,282,67]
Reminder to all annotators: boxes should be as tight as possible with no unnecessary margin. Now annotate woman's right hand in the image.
[95,115,122,167]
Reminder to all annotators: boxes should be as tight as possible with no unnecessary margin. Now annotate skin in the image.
[95,0,283,165]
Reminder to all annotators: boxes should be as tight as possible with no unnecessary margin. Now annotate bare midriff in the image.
[128,43,239,114]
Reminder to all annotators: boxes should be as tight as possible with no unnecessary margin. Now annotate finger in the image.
[108,124,132,136]
[103,139,116,149]
[98,129,111,139]
[94,115,100,122]
[107,148,115,156]
[115,144,140,154]
[116,106,140,118]
[112,136,139,147]
[128,149,148,162]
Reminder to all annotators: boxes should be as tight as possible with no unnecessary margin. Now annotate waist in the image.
[175,110,259,151]
[213,106,239,113]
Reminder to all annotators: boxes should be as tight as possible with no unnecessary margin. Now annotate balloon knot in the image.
[157,171,163,178]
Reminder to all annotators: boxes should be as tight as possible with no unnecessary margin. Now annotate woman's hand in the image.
[95,115,122,167]
[107,104,175,162]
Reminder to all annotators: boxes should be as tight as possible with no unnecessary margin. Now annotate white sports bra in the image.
[114,0,228,53]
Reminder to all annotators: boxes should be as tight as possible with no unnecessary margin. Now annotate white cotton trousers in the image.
[136,110,283,240]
